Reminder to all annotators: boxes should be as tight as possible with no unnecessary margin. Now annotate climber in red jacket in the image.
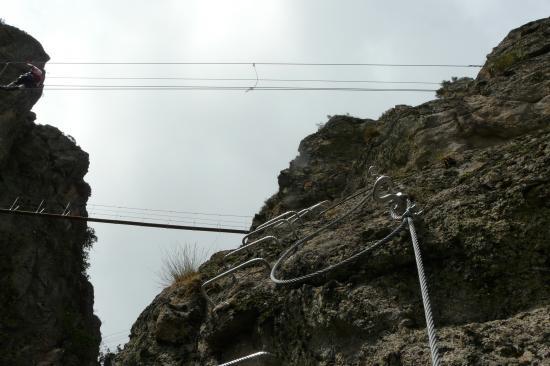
[4,63,45,89]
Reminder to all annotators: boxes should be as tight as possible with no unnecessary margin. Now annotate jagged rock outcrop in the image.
[115,18,550,365]
[0,23,100,365]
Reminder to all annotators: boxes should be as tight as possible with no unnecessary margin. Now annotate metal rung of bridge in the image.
[201,258,272,307]
[218,351,278,366]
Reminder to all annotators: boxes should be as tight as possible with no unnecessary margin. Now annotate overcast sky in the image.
[3,0,548,351]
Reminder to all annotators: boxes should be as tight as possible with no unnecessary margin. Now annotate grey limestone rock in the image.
[0,23,100,366]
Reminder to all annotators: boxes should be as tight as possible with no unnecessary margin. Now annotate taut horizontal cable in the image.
[1,60,483,67]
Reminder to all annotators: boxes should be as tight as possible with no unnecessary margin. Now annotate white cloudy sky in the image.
[3,0,548,350]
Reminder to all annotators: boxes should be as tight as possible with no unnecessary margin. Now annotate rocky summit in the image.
[114,18,549,366]
[0,23,101,365]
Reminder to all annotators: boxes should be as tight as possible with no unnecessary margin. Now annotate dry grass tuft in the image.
[158,244,208,288]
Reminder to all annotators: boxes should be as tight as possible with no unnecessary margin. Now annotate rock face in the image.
[0,24,100,365]
[115,18,550,365]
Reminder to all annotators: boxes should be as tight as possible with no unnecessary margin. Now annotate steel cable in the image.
[0,60,483,67]
[406,211,441,366]
[270,221,407,285]
[48,75,442,85]
[268,188,406,285]
[40,86,437,92]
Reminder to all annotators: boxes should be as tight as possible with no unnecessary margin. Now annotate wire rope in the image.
[269,191,407,285]
[87,207,251,226]
[87,203,252,218]
[47,75,442,85]
[86,212,249,229]
[34,61,483,67]
[39,86,437,92]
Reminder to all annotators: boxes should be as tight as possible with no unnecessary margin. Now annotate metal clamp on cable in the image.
[372,172,421,219]
[373,175,408,213]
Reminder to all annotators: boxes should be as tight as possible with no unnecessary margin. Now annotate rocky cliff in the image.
[115,18,549,365]
[0,23,101,365]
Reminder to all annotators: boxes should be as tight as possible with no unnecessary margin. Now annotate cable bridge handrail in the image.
[0,197,250,234]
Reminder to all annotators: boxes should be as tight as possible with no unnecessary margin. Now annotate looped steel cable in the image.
[270,220,407,285]
[269,183,409,285]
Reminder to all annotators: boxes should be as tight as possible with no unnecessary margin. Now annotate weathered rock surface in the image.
[0,23,100,365]
[115,18,550,365]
